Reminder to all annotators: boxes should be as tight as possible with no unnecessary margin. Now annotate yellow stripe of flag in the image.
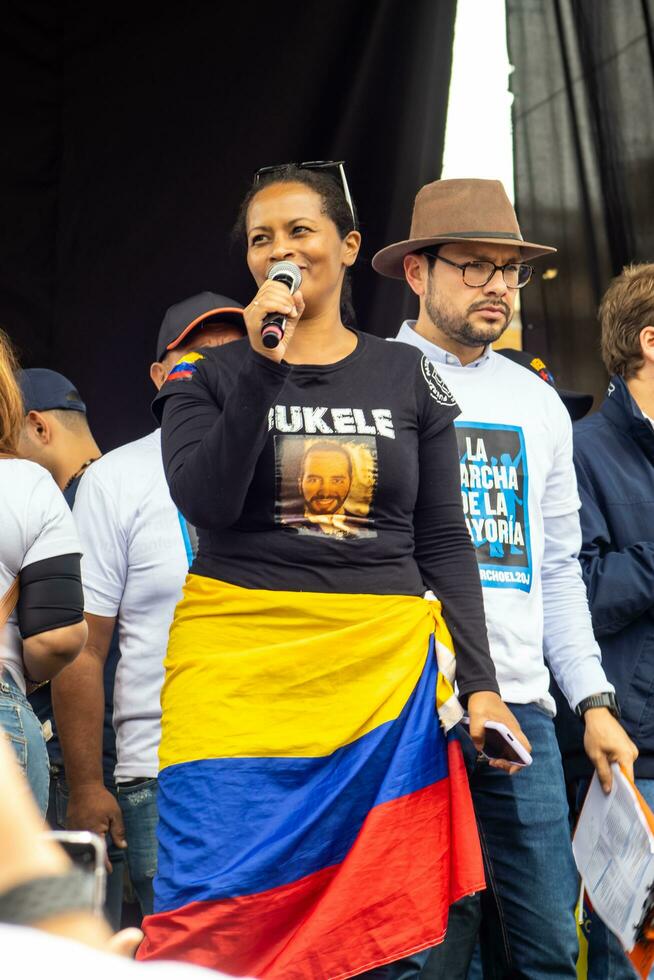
[175,350,204,365]
[159,575,459,770]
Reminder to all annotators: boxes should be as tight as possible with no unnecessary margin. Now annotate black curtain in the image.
[0,0,456,450]
[507,0,654,403]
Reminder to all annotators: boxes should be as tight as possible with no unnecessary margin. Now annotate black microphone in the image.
[260,261,303,349]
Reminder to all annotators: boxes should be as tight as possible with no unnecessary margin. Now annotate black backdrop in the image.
[507,0,654,404]
[0,0,456,450]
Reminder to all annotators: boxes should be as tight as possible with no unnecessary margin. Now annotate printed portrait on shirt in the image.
[455,421,533,592]
[274,435,378,539]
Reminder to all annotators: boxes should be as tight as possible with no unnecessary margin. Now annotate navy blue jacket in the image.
[558,376,654,778]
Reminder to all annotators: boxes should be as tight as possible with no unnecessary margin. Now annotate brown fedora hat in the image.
[372,178,556,279]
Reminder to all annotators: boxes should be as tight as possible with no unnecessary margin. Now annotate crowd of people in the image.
[0,165,653,980]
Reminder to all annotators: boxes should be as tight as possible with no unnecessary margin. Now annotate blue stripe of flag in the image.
[154,640,447,912]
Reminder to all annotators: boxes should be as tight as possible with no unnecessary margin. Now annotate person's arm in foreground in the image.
[0,729,139,951]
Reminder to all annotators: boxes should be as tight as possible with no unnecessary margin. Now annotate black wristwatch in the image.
[575,692,621,720]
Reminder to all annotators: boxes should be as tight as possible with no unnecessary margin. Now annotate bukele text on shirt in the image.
[268,405,395,439]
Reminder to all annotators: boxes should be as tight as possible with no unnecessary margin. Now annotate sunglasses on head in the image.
[253,160,357,229]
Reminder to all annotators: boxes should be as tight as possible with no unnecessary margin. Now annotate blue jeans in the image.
[576,777,654,979]
[116,777,158,917]
[420,893,481,980]
[48,765,126,931]
[356,948,432,978]
[425,703,579,980]
[0,670,49,815]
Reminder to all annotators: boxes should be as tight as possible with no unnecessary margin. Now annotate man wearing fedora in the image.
[373,179,637,978]
[52,292,245,920]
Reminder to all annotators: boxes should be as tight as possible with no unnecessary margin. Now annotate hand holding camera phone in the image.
[43,830,107,915]
[460,715,533,767]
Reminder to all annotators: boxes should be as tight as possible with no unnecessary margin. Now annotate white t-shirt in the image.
[2,923,228,978]
[72,431,188,780]
[394,323,609,712]
[0,459,81,693]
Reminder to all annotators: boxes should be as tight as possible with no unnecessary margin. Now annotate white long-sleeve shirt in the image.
[394,321,611,713]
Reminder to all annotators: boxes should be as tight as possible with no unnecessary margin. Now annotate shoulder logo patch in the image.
[529,356,555,386]
[166,351,205,382]
[420,355,456,407]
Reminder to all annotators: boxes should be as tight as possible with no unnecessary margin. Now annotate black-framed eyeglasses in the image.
[423,251,534,289]
[253,160,357,229]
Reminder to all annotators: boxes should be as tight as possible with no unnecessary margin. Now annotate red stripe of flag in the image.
[138,741,482,979]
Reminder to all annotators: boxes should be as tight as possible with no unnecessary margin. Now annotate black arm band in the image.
[18,554,84,639]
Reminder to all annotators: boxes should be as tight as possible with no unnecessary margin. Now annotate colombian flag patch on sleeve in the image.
[166,351,205,382]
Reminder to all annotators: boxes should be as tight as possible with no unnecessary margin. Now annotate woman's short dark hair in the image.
[233,165,358,327]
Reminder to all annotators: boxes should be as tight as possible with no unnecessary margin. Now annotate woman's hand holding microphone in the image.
[243,278,305,364]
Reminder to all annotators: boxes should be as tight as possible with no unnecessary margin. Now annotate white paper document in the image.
[573,765,654,951]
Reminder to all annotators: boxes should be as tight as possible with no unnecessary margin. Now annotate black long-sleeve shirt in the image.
[153,333,498,698]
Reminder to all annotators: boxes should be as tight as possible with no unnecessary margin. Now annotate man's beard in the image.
[306,494,347,515]
[425,290,512,348]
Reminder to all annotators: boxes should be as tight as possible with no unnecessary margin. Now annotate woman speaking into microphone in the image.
[138,163,527,979]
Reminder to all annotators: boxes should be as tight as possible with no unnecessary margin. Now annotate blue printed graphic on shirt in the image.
[455,421,532,592]
[177,511,198,569]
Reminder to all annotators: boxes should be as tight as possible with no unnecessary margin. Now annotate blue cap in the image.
[19,369,87,415]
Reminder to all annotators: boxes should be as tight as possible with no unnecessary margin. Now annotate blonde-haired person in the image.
[0,328,87,814]
[571,263,654,979]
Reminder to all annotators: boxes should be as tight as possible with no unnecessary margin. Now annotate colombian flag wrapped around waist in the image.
[138,575,484,978]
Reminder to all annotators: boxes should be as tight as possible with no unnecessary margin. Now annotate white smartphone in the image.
[44,830,107,914]
[460,716,532,767]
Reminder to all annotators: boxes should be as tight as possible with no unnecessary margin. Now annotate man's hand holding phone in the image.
[464,691,533,774]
